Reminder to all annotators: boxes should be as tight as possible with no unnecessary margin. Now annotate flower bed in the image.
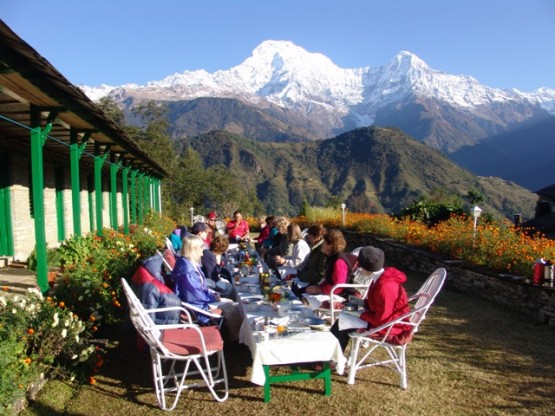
[0,213,175,413]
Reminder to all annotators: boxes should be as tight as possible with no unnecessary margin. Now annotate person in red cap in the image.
[206,211,217,245]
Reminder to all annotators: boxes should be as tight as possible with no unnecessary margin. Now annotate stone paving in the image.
[0,266,38,295]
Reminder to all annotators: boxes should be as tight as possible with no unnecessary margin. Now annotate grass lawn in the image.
[21,269,555,416]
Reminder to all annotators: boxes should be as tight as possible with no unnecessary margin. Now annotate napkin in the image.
[270,316,290,326]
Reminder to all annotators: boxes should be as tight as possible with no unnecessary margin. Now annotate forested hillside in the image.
[181,127,537,219]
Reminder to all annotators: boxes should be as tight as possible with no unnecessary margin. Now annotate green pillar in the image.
[148,175,153,212]
[54,166,65,241]
[122,165,130,235]
[30,123,52,292]
[137,172,145,225]
[69,130,88,236]
[153,179,160,213]
[0,152,14,256]
[109,155,120,229]
[130,169,137,224]
[94,145,109,237]
[87,174,95,232]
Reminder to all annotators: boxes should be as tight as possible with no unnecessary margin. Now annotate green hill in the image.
[181,127,537,219]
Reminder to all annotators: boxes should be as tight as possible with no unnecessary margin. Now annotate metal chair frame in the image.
[346,267,447,389]
[121,278,229,410]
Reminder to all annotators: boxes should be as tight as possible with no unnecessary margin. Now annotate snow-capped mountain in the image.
[79,40,555,152]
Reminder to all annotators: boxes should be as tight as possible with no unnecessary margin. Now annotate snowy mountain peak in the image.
[80,40,555,118]
[390,50,429,71]
[249,40,337,69]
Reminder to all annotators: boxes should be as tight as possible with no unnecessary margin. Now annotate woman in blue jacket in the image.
[172,235,222,325]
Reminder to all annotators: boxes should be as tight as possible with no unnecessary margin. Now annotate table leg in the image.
[262,363,332,402]
[322,362,331,396]
[263,365,271,402]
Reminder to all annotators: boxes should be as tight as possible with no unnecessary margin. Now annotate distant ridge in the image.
[183,127,537,220]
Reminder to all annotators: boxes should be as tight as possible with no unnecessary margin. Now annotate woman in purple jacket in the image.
[172,235,222,325]
[173,235,242,342]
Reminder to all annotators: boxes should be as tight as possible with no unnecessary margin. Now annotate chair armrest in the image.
[349,305,424,341]
[143,305,193,323]
[181,302,224,321]
[328,283,369,302]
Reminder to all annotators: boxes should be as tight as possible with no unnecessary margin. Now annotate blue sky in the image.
[3,0,554,91]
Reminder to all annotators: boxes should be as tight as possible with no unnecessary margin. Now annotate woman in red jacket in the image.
[331,246,411,352]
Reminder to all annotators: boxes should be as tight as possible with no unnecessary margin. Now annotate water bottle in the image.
[533,258,545,285]
[544,260,554,287]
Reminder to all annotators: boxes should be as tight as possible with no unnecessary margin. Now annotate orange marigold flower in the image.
[89,377,96,385]
[1,286,9,292]
[89,315,96,321]
[23,357,32,365]
[59,301,65,308]
[92,326,98,332]
[27,328,34,335]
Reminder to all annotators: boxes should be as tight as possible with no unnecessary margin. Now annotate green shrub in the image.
[0,288,95,413]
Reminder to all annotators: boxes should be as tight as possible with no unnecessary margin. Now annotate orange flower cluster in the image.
[268,293,282,303]
[299,211,555,277]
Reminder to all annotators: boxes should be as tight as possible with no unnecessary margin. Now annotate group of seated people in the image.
[254,216,411,353]
[131,209,411,354]
[132,213,243,344]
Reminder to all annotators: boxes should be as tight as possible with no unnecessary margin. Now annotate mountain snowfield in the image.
[80,40,555,121]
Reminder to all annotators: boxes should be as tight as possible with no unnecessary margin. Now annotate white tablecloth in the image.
[236,285,346,386]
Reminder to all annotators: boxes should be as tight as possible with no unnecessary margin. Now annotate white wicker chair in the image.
[193,215,206,224]
[165,237,176,255]
[121,278,228,410]
[215,220,226,235]
[346,267,447,389]
[314,248,379,324]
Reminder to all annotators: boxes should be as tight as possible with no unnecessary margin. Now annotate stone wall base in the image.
[344,230,555,327]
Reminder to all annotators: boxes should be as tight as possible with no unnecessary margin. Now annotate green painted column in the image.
[109,157,120,229]
[138,172,145,225]
[154,179,161,213]
[0,152,14,256]
[122,165,130,235]
[87,174,95,232]
[146,175,154,212]
[69,131,88,236]
[54,166,65,241]
[130,169,138,225]
[30,123,52,293]
[94,146,109,237]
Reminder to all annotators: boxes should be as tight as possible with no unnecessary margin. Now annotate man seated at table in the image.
[330,246,412,352]
[225,210,250,242]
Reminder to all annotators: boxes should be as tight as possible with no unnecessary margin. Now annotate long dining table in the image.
[228,256,347,402]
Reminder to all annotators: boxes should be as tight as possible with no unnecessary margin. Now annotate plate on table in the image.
[300,317,327,330]
[242,295,264,304]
